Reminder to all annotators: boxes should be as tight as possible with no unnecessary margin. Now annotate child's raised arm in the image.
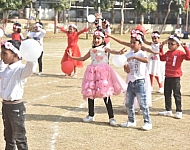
[77,25,92,36]
[127,56,148,63]
[105,47,127,55]
[107,34,131,47]
[56,26,67,33]
[143,37,152,45]
[67,50,90,61]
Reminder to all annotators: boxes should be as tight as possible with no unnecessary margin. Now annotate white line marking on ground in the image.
[152,95,164,102]
[50,101,87,150]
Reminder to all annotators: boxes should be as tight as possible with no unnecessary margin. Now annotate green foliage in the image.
[133,0,157,14]
[94,0,112,11]
[0,0,31,10]
[51,0,70,11]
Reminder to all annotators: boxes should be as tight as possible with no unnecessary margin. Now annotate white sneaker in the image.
[109,118,117,126]
[83,115,95,122]
[158,111,172,116]
[120,121,136,128]
[158,88,164,93]
[38,72,42,75]
[141,123,152,131]
[175,112,182,119]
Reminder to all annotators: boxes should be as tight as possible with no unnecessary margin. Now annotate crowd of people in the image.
[0,13,190,149]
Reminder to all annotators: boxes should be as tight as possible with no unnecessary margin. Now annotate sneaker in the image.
[109,118,117,126]
[175,112,182,119]
[151,87,153,92]
[120,121,136,128]
[38,72,42,75]
[158,111,172,116]
[141,123,152,131]
[83,115,94,122]
[158,88,164,93]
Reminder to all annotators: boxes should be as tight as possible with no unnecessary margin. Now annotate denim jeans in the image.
[164,77,181,112]
[125,79,151,123]
[2,102,28,150]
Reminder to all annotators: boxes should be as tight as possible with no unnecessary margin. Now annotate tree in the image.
[51,0,70,33]
[132,0,157,24]
[0,0,31,26]
[159,0,186,34]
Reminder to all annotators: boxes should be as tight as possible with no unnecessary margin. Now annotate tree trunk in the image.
[54,8,58,34]
[120,0,124,35]
[140,14,144,24]
[111,7,115,24]
[160,0,172,34]
[3,10,9,28]
[185,9,189,31]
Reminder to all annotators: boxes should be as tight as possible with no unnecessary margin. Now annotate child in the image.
[57,24,89,77]
[0,40,36,150]
[26,22,46,75]
[120,30,152,131]
[67,28,127,126]
[107,30,153,113]
[143,31,166,93]
[158,35,190,119]
[2,22,25,42]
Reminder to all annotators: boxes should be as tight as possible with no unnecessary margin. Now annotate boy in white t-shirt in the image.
[120,30,152,131]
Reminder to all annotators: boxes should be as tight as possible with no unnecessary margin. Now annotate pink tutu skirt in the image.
[82,63,127,100]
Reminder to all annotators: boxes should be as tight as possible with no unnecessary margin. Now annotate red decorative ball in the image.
[61,61,74,74]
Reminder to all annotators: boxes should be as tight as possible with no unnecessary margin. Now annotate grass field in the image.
[0,33,190,150]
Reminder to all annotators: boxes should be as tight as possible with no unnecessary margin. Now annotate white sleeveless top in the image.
[89,46,108,65]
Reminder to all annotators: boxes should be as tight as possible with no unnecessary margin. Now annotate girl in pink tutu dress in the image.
[68,27,127,126]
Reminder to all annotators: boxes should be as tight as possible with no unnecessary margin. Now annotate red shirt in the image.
[11,33,21,42]
[160,46,190,77]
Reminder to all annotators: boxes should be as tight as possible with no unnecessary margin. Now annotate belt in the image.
[2,100,23,104]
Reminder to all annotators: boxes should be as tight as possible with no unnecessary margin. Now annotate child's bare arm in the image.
[67,50,90,61]
[105,47,127,55]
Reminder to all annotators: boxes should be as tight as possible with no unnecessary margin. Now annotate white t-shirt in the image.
[125,50,147,82]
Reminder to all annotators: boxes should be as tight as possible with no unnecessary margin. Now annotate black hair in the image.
[13,22,21,33]
[168,35,180,41]
[1,40,21,59]
[92,26,106,48]
[1,40,21,50]
[35,22,43,28]
[152,31,160,35]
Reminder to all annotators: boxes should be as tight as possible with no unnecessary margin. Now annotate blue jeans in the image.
[125,79,151,123]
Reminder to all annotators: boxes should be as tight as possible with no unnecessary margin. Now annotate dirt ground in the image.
[0,33,190,150]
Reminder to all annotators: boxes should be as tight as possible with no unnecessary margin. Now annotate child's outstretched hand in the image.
[159,43,164,49]
[67,49,73,58]
[119,47,127,54]
[56,25,61,29]
[181,42,186,47]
